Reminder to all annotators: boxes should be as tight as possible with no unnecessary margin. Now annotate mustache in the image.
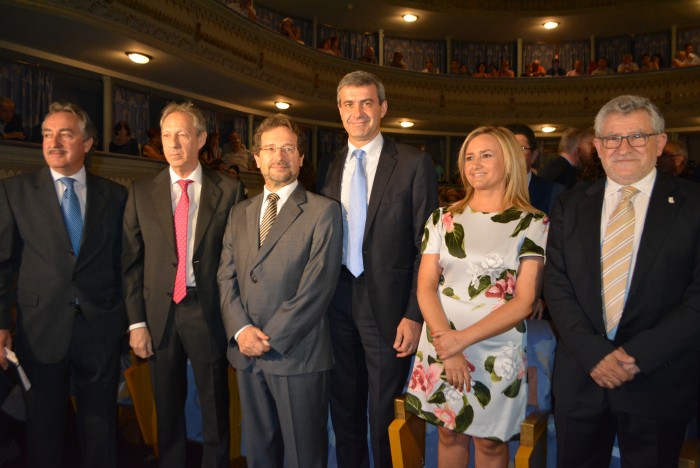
[346,115,370,124]
[268,160,291,168]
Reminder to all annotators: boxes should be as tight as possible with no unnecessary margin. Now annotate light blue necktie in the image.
[347,149,367,277]
[60,177,83,256]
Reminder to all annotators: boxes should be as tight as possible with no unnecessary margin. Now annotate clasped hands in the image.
[237,326,271,357]
[590,347,640,389]
[432,329,471,392]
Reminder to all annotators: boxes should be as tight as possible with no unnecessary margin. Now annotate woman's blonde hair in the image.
[450,125,536,214]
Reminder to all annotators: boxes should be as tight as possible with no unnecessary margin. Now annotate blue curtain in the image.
[0,60,54,140]
[451,41,516,75]
[318,128,346,157]
[633,31,670,66]
[596,36,633,70]
[558,40,591,71]
[523,43,556,73]
[254,4,313,46]
[317,25,377,61]
[198,107,218,135]
[384,37,447,73]
[113,86,149,145]
[232,115,248,148]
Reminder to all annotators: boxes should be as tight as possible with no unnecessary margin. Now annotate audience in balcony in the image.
[658,140,694,179]
[639,53,659,72]
[673,50,688,67]
[292,26,304,45]
[617,53,639,73]
[421,57,439,74]
[388,50,408,70]
[0,97,26,141]
[591,57,615,75]
[359,46,378,64]
[222,130,255,170]
[449,59,460,74]
[685,43,700,65]
[227,0,256,22]
[109,120,139,156]
[199,131,221,166]
[472,62,490,78]
[530,59,547,76]
[459,63,470,75]
[318,38,335,55]
[547,58,566,76]
[280,17,296,41]
[142,127,165,161]
[498,59,515,77]
[566,59,586,77]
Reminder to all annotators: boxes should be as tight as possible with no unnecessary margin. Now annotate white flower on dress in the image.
[494,341,525,381]
[444,385,465,405]
[466,253,504,289]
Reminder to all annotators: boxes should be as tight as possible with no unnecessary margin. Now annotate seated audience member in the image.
[521,62,536,77]
[673,50,688,68]
[530,59,547,76]
[566,59,586,76]
[459,64,470,76]
[449,59,460,75]
[658,140,693,179]
[547,58,566,76]
[359,46,378,64]
[388,50,408,70]
[227,0,256,21]
[685,43,700,66]
[652,53,663,69]
[498,59,515,77]
[222,130,255,170]
[109,120,140,156]
[280,17,295,40]
[199,131,221,166]
[540,127,581,189]
[226,164,248,196]
[142,127,165,160]
[617,53,639,73]
[0,97,26,141]
[318,38,335,55]
[591,57,614,75]
[639,53,658,72]
[489,62,500,77]
[422,57,439,74]
[330,36,342,57]
[292,26,304,45]
[472,62,490,78]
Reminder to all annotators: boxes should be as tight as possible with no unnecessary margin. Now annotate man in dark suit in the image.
[540,127,581,189]
[123,102,244,467]
[0,102,127,467]
[546,95,700,467]
[218,114,342,467]
[506,123,566,215]
[318,70,438,468]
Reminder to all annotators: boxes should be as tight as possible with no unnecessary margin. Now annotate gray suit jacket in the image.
[122,167,244,350]
[0,167,127,363]
[218,184,342,375]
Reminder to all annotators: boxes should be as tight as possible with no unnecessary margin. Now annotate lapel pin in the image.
[668,197,675,204]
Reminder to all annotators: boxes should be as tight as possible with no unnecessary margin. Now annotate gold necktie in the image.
[601,186,639,334]
[259,193,280,246]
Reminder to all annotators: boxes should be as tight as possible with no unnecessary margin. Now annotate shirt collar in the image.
[169,162,203,185]
[263,180,299,203]
[604,168,657,198]
[50,165,86,184]
[347,133,384,160]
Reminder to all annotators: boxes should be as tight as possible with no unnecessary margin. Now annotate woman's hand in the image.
[443,354,471,392]
[431,329,466,360]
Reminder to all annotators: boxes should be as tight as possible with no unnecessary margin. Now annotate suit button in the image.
[251,275,258,283]
[171,262,177,269]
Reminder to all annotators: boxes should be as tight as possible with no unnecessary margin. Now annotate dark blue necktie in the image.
[347,149,367,277]
[60,177,83,256]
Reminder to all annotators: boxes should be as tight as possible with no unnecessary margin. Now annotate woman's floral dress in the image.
[406,206,548,440]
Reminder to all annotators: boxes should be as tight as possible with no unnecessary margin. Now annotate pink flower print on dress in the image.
[442,212,455,233]
[434,407,457,430]
[409,362,443,397]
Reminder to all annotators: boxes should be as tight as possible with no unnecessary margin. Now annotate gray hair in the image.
[594,95,665,136]
[44,101,96,141]
[337,71,386,105]
[160,101,207,135]
[558,128,582,154]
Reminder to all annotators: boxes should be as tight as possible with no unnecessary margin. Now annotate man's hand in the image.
[394,318,421,358]
[590,348,638,389]
[0,330,12,369]
[237,326,271,357]
[529,298,545,320]
[130,327,153,359]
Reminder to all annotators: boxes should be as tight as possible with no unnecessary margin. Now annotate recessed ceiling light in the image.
[126,52,152,64]
[402,14,418,23]
[543,21,559,30]
[400,121,414,128]
[541,126,557,133]
[275,101,291,110]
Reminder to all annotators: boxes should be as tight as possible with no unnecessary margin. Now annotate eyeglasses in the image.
[259,144,297,155]
[599,133,658,149]
[520,146,533,152]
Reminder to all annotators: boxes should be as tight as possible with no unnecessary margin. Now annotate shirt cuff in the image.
[128,322,147,332]
[234,324,252,342]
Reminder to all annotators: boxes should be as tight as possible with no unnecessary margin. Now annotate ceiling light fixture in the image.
[543,21,559,30]
[126,52,152,64]
[402,14,418,23]
[400,121,414,128]
[541,126,557,133]
[275,101,291,110]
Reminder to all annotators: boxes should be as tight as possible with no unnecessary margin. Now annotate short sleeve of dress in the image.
[421,207,445,255]
[518,212,549,260]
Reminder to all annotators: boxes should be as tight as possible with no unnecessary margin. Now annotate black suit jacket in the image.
[318,138,438,345]
[0,167,127,363]
[539,155,578,189]
[529,173,565,215]
[545,173,700,419]
[122,167,244,350]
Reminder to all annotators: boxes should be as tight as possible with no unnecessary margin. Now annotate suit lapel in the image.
[253,185,306,268]
[246,195,263,254]
[74,172,106,267]
[151,169,176,252]
[323,146,347,200]
[578,180,606,330]
[365,139,397,238]
[194,169,223,254]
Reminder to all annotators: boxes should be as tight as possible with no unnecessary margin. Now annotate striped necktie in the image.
[601,185,639,334]
[59,177,83,256]
[260,193,280,246]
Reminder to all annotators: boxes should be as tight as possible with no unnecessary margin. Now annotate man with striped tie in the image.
[546,95,700,467]
[218,114,342,467]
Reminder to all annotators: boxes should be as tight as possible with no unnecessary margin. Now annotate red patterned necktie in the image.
[173,179,192,303]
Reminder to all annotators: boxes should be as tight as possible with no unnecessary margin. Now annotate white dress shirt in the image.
[50,166,87,219]
[169,164,203,287]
